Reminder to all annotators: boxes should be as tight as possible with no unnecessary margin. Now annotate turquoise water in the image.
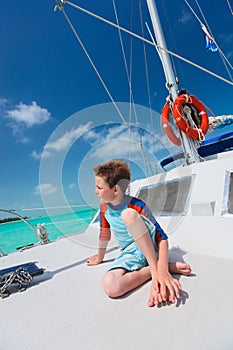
[0,207,98,255]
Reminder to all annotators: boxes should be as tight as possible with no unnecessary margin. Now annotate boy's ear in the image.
[114,184,120,193]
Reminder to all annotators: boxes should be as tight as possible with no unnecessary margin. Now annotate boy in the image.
[87,159,191,307]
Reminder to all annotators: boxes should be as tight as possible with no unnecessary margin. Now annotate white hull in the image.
[130,150,233,260]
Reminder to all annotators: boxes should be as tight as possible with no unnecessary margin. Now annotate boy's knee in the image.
[121,208,139,225]
[102,273,121,298]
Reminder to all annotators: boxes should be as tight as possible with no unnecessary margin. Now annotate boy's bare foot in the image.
[168,261,191,276]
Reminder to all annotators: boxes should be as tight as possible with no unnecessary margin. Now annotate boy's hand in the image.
[86,256,103,266]
[148,267,181,307]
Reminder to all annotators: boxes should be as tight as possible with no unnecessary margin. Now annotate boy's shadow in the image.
[169,246,196,277]
[117,246,194,307]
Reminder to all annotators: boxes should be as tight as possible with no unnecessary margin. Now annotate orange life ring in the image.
[173,94,209,139]
[161,103,181,146]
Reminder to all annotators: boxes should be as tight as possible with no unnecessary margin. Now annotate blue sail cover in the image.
[160,132,233,168]
[198,131,233,157]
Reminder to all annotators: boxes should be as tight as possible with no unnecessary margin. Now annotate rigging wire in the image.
[226,0,233,14]
[145,22,169,86]
[61,0,153,44]
[139,1,153,126]
[165,48,233,85]
[194,0,233,78]
[139,1,158,175]
[54,1,128,125]
[112,0,133,171]
[161,0,183,85]
[112,0,151,177]
[138,0,154,176]
[112,0,139,127]
[184,0,233,81]
[128,1,133,165]
[112,0,134,165]
[112,0,134,106]
[55,0,233,86]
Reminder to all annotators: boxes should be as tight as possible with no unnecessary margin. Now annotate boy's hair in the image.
[93,159,130,193]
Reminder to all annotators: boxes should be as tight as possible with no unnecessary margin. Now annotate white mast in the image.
[146,0,200,164]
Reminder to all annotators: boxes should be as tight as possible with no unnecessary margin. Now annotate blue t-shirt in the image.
[99,196,167,250]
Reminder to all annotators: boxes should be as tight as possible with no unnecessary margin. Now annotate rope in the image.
[0,268,32,298]
[183,105,205,142]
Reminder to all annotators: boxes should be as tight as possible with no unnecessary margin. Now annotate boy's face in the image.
[95,176,116,204]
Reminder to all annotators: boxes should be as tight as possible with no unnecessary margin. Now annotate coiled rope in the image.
[0,268,32,298]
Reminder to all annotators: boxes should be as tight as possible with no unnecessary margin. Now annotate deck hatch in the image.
[136,176,193,216]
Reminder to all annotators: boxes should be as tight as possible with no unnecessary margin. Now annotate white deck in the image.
[1,230,233,350]
[1,151,233,349]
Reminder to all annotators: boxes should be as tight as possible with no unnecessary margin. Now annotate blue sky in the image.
[0,0,232,218]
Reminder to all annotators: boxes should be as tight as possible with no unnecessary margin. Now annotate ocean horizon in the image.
[0,207,98,255]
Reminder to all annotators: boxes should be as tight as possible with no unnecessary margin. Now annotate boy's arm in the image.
[134,232,181,306]
[149,238,181,306]
[87,204,111,266]
[86,240,108,265]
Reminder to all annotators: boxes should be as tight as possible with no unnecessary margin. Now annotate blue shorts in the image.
[107,218,158,272]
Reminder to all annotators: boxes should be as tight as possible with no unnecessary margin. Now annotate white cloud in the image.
[84,124,129,146]
[221,33,233,44]
[178,10,192,24]
[68,183,76,189]
[34,183,57,195]
[91,138,141,159]
[0,98,7,107]
[31,150,42,159]
[84,124,165,160]
[219,33,233,59]
[6,101,51,127]
[18,136,30,144]
[42,122,92,157]
[227,50,233,59]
